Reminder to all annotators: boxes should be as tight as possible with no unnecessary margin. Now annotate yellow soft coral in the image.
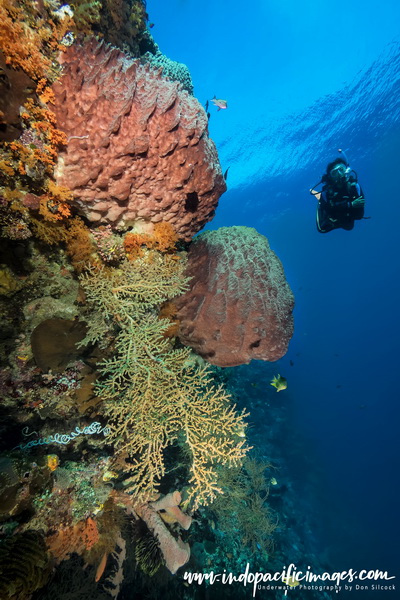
[123,222,178,259]
[31,215,100,273]
[0,0,71,232]
[151,222,179,252]
[123,232,146,260]
[0,0,71,82]
[64,217,100,272]
[0,1,52,81]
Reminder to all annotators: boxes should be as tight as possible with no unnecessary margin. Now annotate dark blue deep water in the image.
[149,1,400,597]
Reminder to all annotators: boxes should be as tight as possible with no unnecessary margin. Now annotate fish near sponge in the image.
[270,374,287,392]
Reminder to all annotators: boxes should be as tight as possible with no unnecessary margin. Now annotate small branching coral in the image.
[210,457,278,555]
[79,252,250,510]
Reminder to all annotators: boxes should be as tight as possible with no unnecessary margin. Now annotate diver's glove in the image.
[351,197,365,208]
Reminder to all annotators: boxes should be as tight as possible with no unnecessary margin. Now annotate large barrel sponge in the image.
[175,226,294,367]
[52,39,226,241]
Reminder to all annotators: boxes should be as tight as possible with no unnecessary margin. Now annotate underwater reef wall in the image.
[0,2,293,587]
[176,226,294,366]
[52,39,226,240]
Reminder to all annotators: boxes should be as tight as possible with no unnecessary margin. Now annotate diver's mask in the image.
[329,163,348,183]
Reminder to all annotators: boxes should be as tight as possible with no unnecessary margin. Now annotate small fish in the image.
[149,22,155,28]
[235,425,246,438]
[46,454,59,472]
[250,382,258,388]
[270,374,287,392]
[211,95,228,110]
[270,477,278,486]
[207,111,211,120]
[205,100,209,111]
[95,552,108,582]
[283,576,300,587]
[223,167,230,181]
[290,359,294,367]
[103,470,118,482]
[93,503,104,515]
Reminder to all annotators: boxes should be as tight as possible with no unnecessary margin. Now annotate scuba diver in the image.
[310,149,365,233]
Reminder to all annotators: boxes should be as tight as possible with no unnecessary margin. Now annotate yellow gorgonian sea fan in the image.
[79,253,251,510]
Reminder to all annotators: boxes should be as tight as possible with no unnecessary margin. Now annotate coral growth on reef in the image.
[210,457,278,555]
[115,489,192,574]
[52,39,226,240]
[0,531,52,598]
[96,0,149,56]
[143,41,194,93]
[0,2,293,595]
[79,253,250,508]
[176,226,295,366]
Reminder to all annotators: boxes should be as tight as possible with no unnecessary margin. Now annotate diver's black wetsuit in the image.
[315,151,365,236]
[317,178,365,233]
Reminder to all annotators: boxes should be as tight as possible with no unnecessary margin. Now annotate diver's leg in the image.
[341,220,355,231]
[316,205,334,233]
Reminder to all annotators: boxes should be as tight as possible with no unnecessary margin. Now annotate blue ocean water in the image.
[149,0,400,595]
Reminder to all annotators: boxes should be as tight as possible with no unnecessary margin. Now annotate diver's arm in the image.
[329,196,363,211]
[310,189,321,201]
[325,193,350,209]
[320,188,349,210]
[350,183,365,204]
[350,183,365,216]
[329,182,364,210]
[319,189,331,207]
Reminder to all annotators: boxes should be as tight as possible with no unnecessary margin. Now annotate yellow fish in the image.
[270,477,278,486]
[46,454,59,472]
[102,470,118,482]
[235,425,246,438]
[270,374,287,392]
[283,576,300,587]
